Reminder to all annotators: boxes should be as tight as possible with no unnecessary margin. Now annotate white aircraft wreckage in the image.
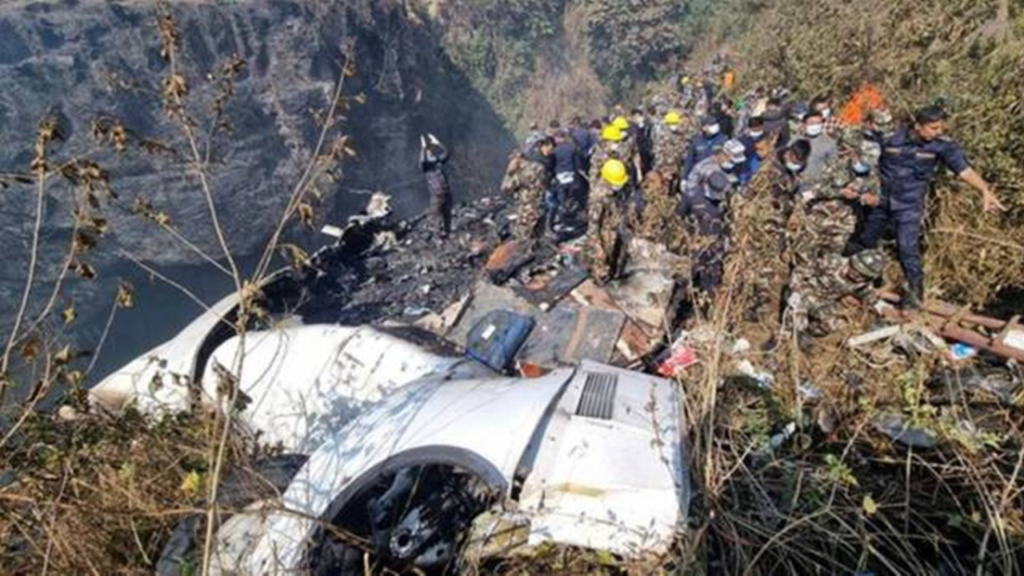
[90,196,691,573]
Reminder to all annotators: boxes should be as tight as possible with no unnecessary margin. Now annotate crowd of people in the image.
[422,68,1005,346]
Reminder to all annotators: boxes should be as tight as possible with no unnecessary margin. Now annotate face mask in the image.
[721,161,736,171]
[704,124,721,136]
[851,160,871,176]
[805,124,824,137]
[748,130,764,139]
[821,108,832,119]
[786,162,804,173]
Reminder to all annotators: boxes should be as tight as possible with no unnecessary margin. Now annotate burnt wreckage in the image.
[91,195,691,573]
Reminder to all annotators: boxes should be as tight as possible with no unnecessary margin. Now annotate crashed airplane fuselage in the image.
[90,241,690,572]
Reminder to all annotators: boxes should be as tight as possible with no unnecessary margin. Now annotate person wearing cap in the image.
[790,249,885,338]
[585,158,634,284]
[682,116,728,178]
[683,138,746,196]
[864,108,895,141]
[678,170,733,296]
[651,110,688,179]
[500,136,555,243]
[845,105,1004,310]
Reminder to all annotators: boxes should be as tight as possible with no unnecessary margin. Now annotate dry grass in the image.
[0,410,224,573]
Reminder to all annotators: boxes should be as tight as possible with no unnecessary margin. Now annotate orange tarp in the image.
[839,83,887,126]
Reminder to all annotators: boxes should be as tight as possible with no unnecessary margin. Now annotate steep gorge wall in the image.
[0,0,515,322]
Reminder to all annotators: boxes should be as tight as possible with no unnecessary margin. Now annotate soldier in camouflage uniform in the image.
[790,128,882,271]
[789,250,884,336]
[500,136,554,243]
[586,159,633,285]
[651,111,688,180]
[729,140,811,349]
[420,134,452,238]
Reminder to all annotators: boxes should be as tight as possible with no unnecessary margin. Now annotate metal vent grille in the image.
[575,372,618,420]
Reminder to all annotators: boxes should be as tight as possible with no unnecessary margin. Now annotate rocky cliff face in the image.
[0,0,514,328]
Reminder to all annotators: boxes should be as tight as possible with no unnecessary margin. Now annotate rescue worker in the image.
[420,133,452,238]
[790,250,885,337]
[570,116,596,167]
[678,171,732,297]
[630,108,654,174]
[846,106,1003,310]
[610,115,643,181]
[762,97,791,147]
[864,108,896,141]
[549,129,585,235]
[500,136,554,243]
[684,139,746,195]
[737,116,768,186]
[682,116,728,178]
[731,139,811,349]
[650,110,687,179]
[586,159,633,285]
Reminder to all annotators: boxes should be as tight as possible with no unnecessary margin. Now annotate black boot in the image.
[903,282,925,311]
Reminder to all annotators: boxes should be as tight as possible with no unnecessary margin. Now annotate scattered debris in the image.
[736,359,774,389]
[873,413,938,449]
[878,292,1024,362]
[657,339,698,377]
[466,310,535,372]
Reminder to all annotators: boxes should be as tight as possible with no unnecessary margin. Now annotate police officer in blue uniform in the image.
[682,116,728,179]
[846,106,1004,309]
[678,171,732,296]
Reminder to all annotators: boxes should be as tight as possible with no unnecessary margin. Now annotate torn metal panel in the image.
[570,280,660,361]
[511,264,589,310]
[516,361,687,556]
[603,238,687,333]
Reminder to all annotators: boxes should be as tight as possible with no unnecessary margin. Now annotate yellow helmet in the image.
[600,125,625,142]
[601,159,629,188]
[612,116,631,131]
[664,111,682,125]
